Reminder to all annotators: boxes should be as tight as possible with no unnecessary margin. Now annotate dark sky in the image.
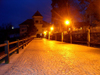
[0,0,52,28]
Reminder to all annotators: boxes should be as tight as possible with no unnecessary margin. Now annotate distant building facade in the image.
[19,11,51,38]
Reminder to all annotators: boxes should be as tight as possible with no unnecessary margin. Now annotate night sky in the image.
[0,0,52,28]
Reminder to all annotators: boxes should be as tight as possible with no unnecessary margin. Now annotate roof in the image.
[42,21,51,27]
[33,11,42,16]
[19,19,50,28]
[19,19,33,25]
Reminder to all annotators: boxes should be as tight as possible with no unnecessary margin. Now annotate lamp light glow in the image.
[50,27,54,31]
[69,28,71,31]
[44,31,47,35]
[65,20,70,25]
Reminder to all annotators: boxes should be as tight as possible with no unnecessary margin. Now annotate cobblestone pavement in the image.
[1,38,100,75]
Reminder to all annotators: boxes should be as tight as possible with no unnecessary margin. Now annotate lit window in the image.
[80,27,82,30]
[40,33,42,36]
[12,26,14,29]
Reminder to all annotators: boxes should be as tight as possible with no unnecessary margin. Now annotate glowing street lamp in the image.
[48,26,54,40]
[65,20,70,25]
[44,31,47,38]
[50,27,54,31]
[64,20,72,43]
[44,31,46,35]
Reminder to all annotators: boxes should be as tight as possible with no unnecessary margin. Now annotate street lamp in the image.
[48,26,54,40]
[64,20,70,32]
[65,20,70,25]
[61,20,70,42]
[44,31,47,35]
[50,27,54,31]
[44,31,47,38]
[64,19,72,43]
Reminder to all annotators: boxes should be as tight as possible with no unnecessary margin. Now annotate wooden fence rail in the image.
[0,37,34,64]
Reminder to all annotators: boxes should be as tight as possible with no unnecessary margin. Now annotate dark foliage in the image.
[0,23,20,52]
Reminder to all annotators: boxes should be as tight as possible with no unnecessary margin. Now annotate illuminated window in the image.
[80,27,82,30]
[12,26,14,29]
[40,33,42,36]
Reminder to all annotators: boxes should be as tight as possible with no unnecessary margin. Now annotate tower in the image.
[32,11,43,37]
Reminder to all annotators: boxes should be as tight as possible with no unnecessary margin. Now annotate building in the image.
[19,11,51,38]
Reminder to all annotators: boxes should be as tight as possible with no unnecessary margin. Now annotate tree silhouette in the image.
[51,0,83,30]
[78,0,100,23]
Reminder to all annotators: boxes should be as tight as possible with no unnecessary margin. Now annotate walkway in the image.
[0,38,100,75]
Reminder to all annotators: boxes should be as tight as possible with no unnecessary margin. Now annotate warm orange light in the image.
[80,27,82,30]
[44,31,47,38]
[65,20,70,25]
[69,28,71,31]
[44,31,47,35]
[50,27,54,31]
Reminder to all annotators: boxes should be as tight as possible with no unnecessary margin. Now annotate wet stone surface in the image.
[2,38,100,75]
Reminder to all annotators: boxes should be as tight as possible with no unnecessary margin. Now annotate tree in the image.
[51,0,69,23]
[0,22,15,41]
[78,0,100,25]
[51,0,83,31]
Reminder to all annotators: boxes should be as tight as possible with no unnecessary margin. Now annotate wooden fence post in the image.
[70,31,72,43]
[25,40,26,46]
[87,28,90,46]
[61,32,63,42]
[22,41,24,49]
[48,32,50,40]
[16,39,19,53]
[27,39,28,45]
[4,40,9,64]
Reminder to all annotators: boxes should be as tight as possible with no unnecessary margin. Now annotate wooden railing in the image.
[0,37,34,64]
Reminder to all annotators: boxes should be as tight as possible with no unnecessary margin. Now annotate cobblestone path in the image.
[1,38,100,75]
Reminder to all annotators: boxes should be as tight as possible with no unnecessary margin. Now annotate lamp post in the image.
[87,27,90,46]
[65,20,70,32]
[63,20,70,42]
[64,19,72,43]
[48,26,54,40]
[44,31,47,38]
